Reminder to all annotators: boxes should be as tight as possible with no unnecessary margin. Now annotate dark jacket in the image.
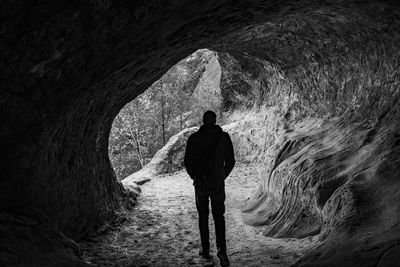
[184,124,235,187]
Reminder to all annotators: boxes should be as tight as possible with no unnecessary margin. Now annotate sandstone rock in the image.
[0,213,91,267]
[122,127,198,186]
[122,182,141,195]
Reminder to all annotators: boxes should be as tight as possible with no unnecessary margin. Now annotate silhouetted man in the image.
[184,110,235,267]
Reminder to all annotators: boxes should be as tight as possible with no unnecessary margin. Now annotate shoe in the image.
[199,248,211,259]
[217,250,230,266]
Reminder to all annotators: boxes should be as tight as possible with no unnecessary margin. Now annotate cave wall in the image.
[0,1,224,265]
[1,0,400,266]
[216,6,400,265]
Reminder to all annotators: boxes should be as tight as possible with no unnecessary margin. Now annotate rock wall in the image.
[1,0,400,266]
[226,109,400,266]
[217,18,400,264]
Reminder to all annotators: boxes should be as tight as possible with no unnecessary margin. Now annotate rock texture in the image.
[0,212,90,267]
[1,0,400,266]
[122,127,197,186]
[217,21,400,265]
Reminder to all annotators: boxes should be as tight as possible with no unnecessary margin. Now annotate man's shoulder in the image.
[221,130,231,139]
[188,129,201,141]
[222,131,234,147]
[190,129,201,137]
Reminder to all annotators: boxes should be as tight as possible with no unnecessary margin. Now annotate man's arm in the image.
[184,136,194,179]
[224,133,235,179]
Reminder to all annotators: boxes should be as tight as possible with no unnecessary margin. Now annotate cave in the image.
[1,1,400,266]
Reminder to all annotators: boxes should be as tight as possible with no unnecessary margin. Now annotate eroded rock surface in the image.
[122,127,197,187]
[218,46,400,265]
[1,0,400,266]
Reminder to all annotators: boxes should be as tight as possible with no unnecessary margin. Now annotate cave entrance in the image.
[108,49,223,181]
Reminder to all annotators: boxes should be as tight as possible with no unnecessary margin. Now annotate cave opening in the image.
[108,49,223,181]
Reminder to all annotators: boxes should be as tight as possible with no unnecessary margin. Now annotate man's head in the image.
[203,110,217,125]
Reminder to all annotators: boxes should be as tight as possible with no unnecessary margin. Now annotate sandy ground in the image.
[81,163,318,266]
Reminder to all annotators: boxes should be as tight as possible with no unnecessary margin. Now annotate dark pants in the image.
[195,183,226,252]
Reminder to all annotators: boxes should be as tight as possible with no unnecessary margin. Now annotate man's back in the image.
[184,124,235,187]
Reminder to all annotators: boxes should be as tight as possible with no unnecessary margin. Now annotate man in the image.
[184,110,235,267]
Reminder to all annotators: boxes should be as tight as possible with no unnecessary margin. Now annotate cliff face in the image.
[1,0,400,266]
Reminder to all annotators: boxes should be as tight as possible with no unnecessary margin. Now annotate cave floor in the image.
[80,163,318,266]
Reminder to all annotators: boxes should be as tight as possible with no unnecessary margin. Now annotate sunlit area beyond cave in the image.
[109,49,223,180]
[2,1,400,267]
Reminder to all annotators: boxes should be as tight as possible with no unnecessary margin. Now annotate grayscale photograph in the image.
[1,1,399,266]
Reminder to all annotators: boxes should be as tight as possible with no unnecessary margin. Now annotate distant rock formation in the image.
[122,127,198,188]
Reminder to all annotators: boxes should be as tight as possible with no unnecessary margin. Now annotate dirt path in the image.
[81,163,317,266]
